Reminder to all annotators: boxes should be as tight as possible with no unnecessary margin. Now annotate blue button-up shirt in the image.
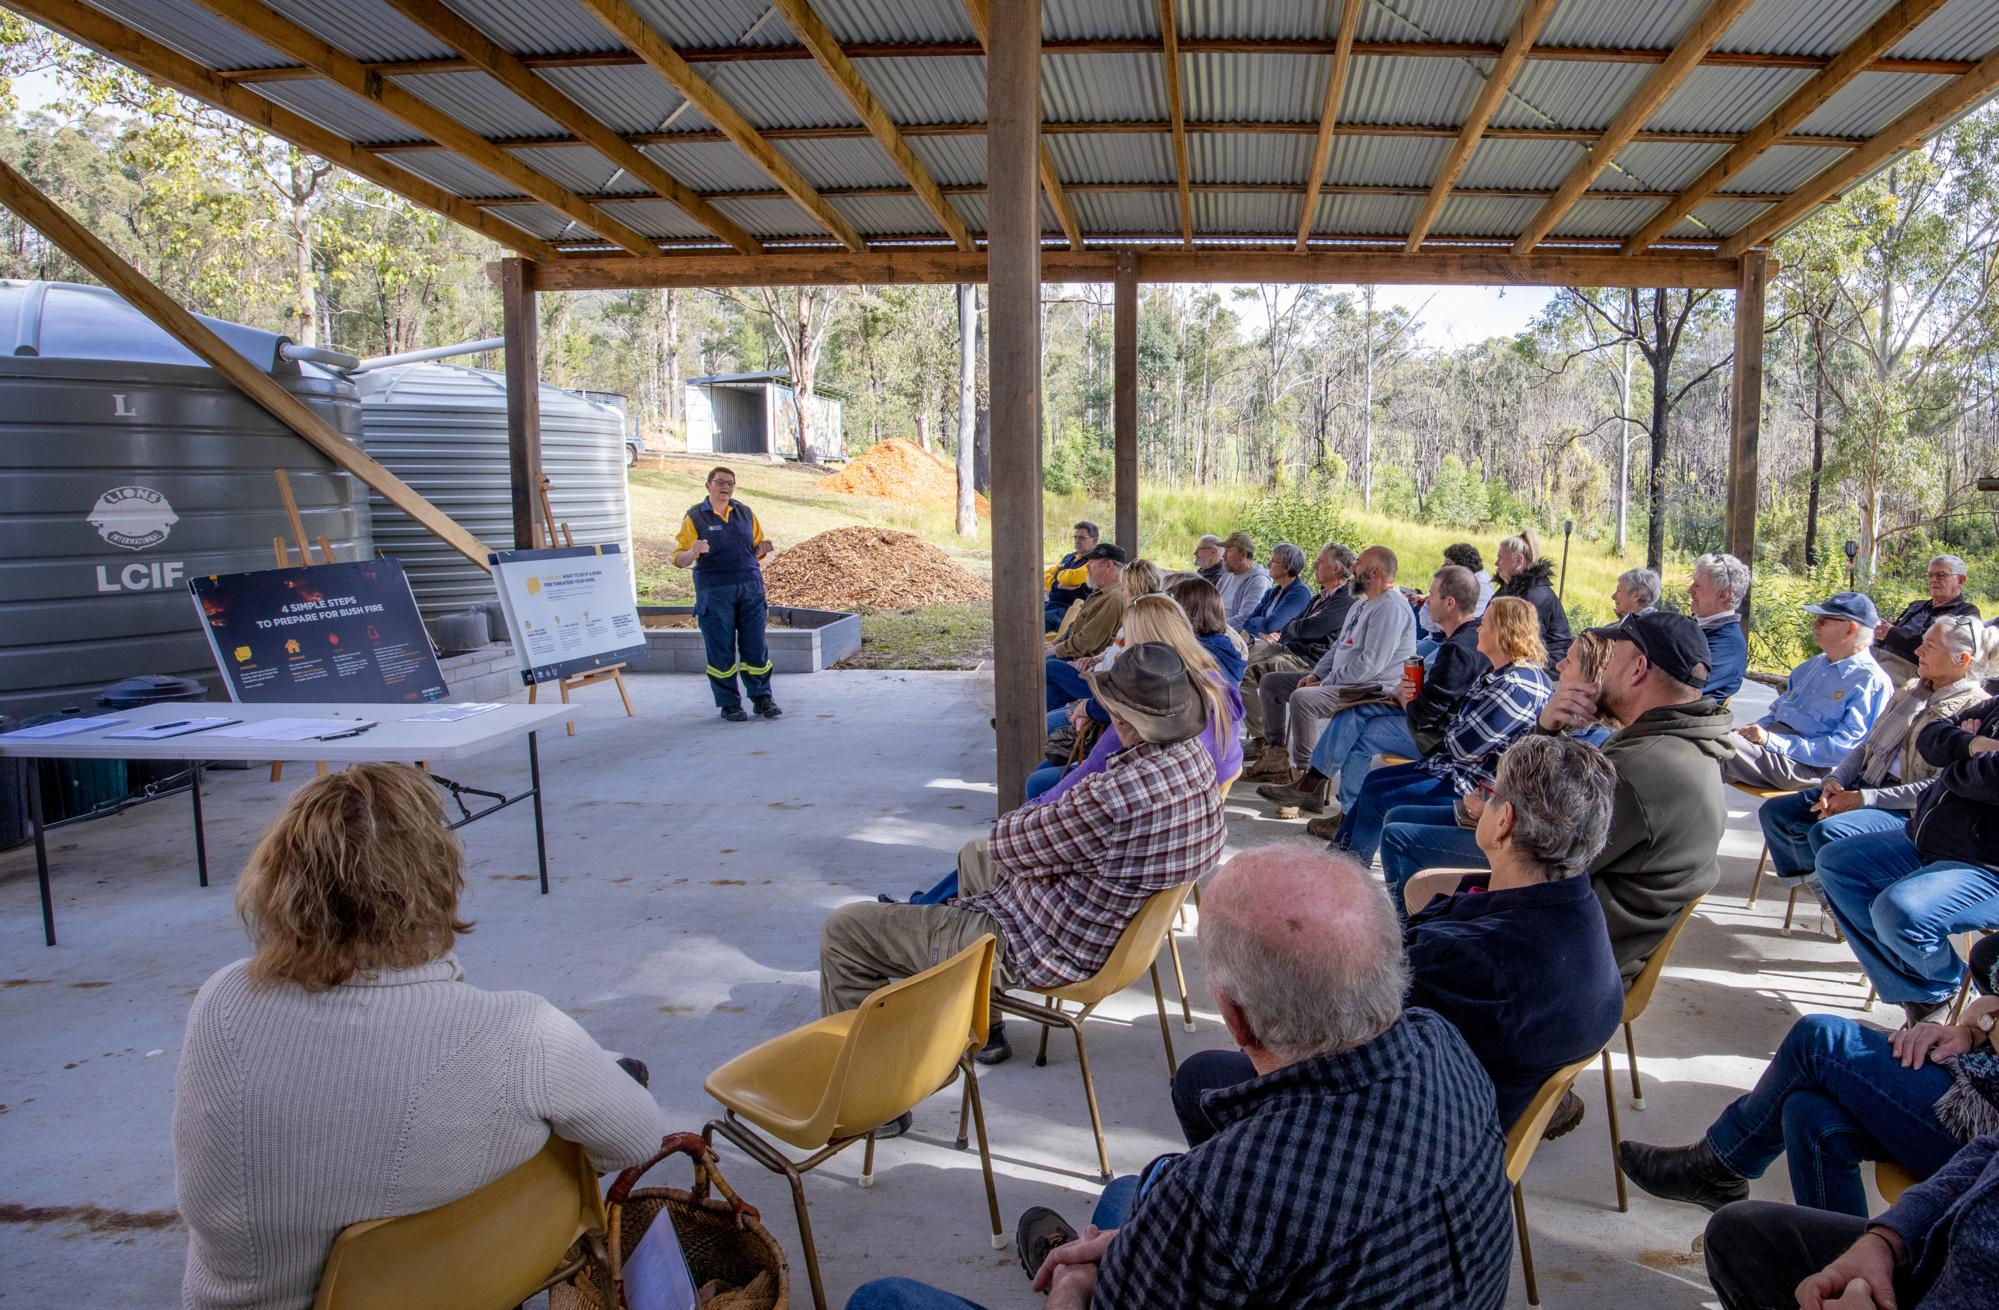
[1757,650,1894,769]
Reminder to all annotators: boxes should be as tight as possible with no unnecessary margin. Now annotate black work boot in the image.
[975,1021,1012,1066]
[1541,1089,1585,1141]
[720,704,749,722]
[1618,1138,1750,1212]
[753,697,783,719]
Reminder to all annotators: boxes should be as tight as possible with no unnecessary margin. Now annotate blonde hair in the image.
[237,764,471,991]
[1123,558,1165,599]
[1123,594,1235,755]
[1498,528,1543,567]
[1482,596,1547,668]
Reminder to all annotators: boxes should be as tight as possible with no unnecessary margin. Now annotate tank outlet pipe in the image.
[350,337,506,374]
[278,342,361,371]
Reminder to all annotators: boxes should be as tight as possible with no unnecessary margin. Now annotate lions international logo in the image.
[89,485,178,551]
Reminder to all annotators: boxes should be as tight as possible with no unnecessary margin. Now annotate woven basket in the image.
[552,1132,789,1310]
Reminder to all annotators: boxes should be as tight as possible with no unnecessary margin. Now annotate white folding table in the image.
[0,701,571,945]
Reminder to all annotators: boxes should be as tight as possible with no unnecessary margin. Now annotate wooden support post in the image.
[989,0,1044,812]
[1727,250,1768,575]
[1113,251,1139,553]
[500,258,544,553]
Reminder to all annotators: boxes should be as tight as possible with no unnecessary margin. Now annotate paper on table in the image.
[205,718,376,742]
[1,717,128,739]
[401,702,505,723]
[103,717,242,741]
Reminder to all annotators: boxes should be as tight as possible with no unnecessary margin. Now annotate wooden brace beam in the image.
[1296,0,1362,251]
[1157,0,1193,248]
[961,0,1081,250]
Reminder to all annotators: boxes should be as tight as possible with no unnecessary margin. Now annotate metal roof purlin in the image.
[961,0,1082,250]
[1295,0,1363,253]
[1513,0,1758,255]
[1621,0,1948,255]
[570,0,868,250]
[1157,0,1192,248]
[379,0,761,255]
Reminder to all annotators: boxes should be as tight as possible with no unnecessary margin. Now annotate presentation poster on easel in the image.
[189,559,449,703]
[488,544,647,686]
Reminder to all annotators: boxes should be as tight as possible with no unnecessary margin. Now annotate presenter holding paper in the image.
[673,466,780,722]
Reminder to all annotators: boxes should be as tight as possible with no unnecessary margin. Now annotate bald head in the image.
[1200,846,1407,1065]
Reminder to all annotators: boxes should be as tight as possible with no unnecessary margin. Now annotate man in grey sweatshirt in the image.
[1215,530,1274,628]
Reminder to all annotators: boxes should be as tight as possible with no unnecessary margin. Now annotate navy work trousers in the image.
[696,580,771,709]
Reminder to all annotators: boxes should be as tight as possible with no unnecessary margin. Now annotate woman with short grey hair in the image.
[1234,540,1314,640]
[1614,568,1662,618]
[1688,551,1751,700]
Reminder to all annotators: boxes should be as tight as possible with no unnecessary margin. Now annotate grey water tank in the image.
[0,280,371,723]
[354,363,631,620]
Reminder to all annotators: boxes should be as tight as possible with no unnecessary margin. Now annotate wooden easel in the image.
[524,473,635,736]
[268,469,332,782]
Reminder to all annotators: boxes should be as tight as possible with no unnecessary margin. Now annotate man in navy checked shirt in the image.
[846,846,1513,1310]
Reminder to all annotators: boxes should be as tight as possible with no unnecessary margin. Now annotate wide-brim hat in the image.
[1086,642,1207,744]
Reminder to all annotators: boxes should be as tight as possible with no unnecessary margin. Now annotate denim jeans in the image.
[1814,829,1999,1004]
[1308,705,1421,813]
[1045,656,1091,711]
[1379,807,1487,910]
[1335,762,1458,864]
[1704,1013,1959,1216]
[1757,790,1905,878]
[1025,763,1063,799]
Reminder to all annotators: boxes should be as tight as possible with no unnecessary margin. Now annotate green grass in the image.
[842,605,994,669]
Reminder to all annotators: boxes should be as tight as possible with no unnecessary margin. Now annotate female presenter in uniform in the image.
[673,466,780,722]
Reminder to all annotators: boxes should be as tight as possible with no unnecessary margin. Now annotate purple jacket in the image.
[1036,673,1246,806]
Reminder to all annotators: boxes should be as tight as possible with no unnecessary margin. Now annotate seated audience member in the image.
[1240,543,1357,742]
[1275,564,1492,829]
[1379,613,1733,979]
[1493,528,1573,663]
[1623,994,1999,1221]
[1168,575,1248,683]
[1689,552,1750,701]
[1413,543,1492,654]
[1724,591,1894,791]
[1757,615,1993,891]
[824,644,1226,1084]
[1876,554,1981,682]
[1214,531,1272,628]
[1193,533,1225,587]
[1325,596,1551,868]
[1249,546,1416,795]
[175,764,667,1310]
[1704,1127,1999,1310]
[1815,687,1999,1025]
[1183,737,1622,1141]
[1079,558,1168,675]
[848,845,1513,1310]
[1613,567,1662,618]
[1235,542,1311,639]
[1043,544,1128,709]
[1044,520,1099,631]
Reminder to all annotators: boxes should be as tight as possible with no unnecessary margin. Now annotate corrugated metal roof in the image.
[827,191,948,235]
[701,61,866,130]
[1343,54,1487,128]
[1606,138,1733,192]
[712,196,830,238]
[1042,54,1168,123]
[1193,190,1301,233]
[1315,191,1426,234]
[1795,71,1953,138]
[396,71,568,139]
[1681,197,1774,238]
[1492,58,1657,131]
[621,0,790,49]
[1538,0,1712,49]
[478,201,580,241]
[942,191,1059,238]
[1431,193,1543,238]
[418,0,621,58]
[804,0,973,44]
[1184,53,1333,123]
[1182,0,1336,41]
[771,136,910,189]
[1711,0,1887,57]
[1717,144,1850,195]
[1549,196,1653,238]
[1070,190,1183,234]
[1890,0,1999,60]
[1360,0,1521,46]
[1045,132,1177,184]
[1325,135,1455,187]
[1458,137,1585,191]
[906,134,989,186]
[253,80,428,146]
[388,148,524,200]
[1648,66,1817,134]
[82,0,290,71]
[509,144,640,195]
[641,139,786,192]
[598,197,722,239]
[1189,133,1312,185]
[537,65,705,136]
[260,0,450,64]
[853,56,989,124]
[1044,0,1156,41]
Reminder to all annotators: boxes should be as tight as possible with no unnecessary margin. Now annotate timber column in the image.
[989,0,1043,810]
[501,257,545,551]
[1113,250,1139,552]
[1727,250,1768,576]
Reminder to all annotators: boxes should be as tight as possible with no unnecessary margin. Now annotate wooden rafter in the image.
[1622,0,1949,255]
[547,231,1734,254]
[1720,41,1999,258]
[380,0,760,255]
[1158,0,1193,248]
[6,0,553,259]
[961,0,1080,250]
[1406,0,1559,253]
[573,0,866,251]
[1295,0,1362,251]
[771,0,972,250]
[186,0,657,256]
[1513,0,1757,255]
[481,181,1793,206]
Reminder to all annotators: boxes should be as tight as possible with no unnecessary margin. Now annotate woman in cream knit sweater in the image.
[173,764,667,1310]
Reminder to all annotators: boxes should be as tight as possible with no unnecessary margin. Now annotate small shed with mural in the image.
[683,372,844,463]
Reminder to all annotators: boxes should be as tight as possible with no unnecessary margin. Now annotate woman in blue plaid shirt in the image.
[1333,597,1553,866]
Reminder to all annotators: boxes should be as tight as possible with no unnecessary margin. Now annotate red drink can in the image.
[1404,655,1425,697]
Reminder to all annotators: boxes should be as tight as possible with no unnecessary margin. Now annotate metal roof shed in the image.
[684,371,847,461]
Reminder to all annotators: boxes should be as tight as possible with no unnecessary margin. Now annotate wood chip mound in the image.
[821,437,990,517]
[762,527,991,611]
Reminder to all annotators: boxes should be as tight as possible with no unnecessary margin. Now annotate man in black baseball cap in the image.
[1596,611,1712,689]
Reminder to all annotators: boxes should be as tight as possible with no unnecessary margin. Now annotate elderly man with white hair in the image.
[1613,567,1662,618]
[1876,554,1981,681]
[1192,534,1225,587]
[1724,591,1894,791]
[1688,552,1750,702]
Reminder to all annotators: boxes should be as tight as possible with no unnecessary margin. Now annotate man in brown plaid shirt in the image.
[820,644,1228,1107]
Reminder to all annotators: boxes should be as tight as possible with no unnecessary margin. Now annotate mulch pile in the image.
[822,437,990,517]
[761,527,991,611]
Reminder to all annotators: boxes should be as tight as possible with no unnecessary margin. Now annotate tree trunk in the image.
[1361,285,1376,509]
[956,282,977,536]
[1646,289,1670,572]
[1804,309,1826,567]
[1614,338,1631,555]
[289,158,316,347]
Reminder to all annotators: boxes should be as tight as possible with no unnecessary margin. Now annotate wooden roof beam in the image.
[1623,0,1948,254]
[961,0,1080,250]
[1721,40,1999,258]
[1407,0,1558,253]
[573,0,865,250]
[380,0,759,255]
[772,0,972,250]
[5,0,554,260]
[1296,0,1363,252]
[479,181,1793,205]
[1513,0,1757,255]
[186,0,657,256]
[1158,0,1193,248]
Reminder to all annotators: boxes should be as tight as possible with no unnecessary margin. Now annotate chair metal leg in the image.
[1035,998,1056,1066]
[707,1118,832,1310]
[1166,929,1195,1033]
[1513,1182,1539,1307]
[955,1065,972,1150]
[1950,961,1976,1024]
[961,1056,1006,1249]
[1068,1021,1113,1182]
[1624,1021,1643,1109]
[1602,1049,1627,1212]
[1747,843,1769,907]
[1864,982,1877,1009]
[860,1129,877,1188]
[1148,962,1178,1076]
[1782,884,1801,936]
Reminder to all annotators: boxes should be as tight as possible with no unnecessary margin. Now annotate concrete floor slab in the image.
[0,673,1899,1308]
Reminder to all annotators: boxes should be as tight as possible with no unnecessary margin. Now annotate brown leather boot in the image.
[1245,742,1292,781]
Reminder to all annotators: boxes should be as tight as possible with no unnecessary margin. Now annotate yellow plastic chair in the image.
[1602,897,1705,1212]
[703,935,1003,1310]
[1505,1054,1603,1307]
[1875,1159,1918,1206]
[312,1134,608,1310]
[1172,768,1241,1025]
[993,882,1196,1181]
